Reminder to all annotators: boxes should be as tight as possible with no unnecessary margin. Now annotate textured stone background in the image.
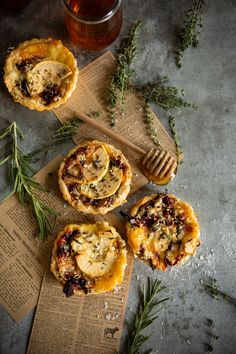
[0,0,236,353]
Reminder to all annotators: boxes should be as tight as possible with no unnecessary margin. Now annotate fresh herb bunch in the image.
[0,122,58,240]
[137,76,198,111]
[206,318,219,353]
[127,277,169,354]
[108,20,142,126]
[168,115,182,164]
[176,0,205,68]
[200,278,236,305]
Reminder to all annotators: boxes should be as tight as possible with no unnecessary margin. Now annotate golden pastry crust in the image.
[126,193,200,271]
[58,140,132,214]
[51,222,127,296]
[4,38,78,111]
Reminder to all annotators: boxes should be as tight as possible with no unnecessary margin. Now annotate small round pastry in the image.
[126,193,200,271]
[58,140,132,214]
[51,222,127,296]
[4,38,78,111]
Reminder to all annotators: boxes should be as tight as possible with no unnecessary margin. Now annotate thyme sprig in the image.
[200,278,236,305]
[127,277,169,354]
[168,115,182,164]
[108,20,142,126]
[143,103,161,148]
[0,122,58,240]
[137,77,198,111]
[137,78,196,148]
[51,118,82,145]
[176,0,205,68]
[206,318,219,353]
[41,113,100,166]
[40,117,82,167]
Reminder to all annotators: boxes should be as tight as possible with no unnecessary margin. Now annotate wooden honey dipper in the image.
[74,111,178,185]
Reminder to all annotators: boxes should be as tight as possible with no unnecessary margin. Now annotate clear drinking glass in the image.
[63,0,123,50]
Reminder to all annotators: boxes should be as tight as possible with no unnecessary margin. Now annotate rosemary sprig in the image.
[206,318,219,353]
[176,0,205,68]
[137,77,198,111]
[200,278,236,305]
[143,103,161,148]
[108,20,142,126]
[168,115,182,164]
[0,122,58,240]
[127,277,169,354]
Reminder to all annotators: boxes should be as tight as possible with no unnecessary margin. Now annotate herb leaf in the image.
[127,277,169,354]
[176,0,205,68]
[200,278,236,305]
[143,102,161,147]
[206,318,219,354]
[0,122,58,240]
[168,115,182,164]
[108,20,142,126]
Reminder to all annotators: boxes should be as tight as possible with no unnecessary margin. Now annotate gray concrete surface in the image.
[0,0,236,353]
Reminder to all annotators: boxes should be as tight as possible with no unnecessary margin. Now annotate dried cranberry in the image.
[68,184,78,194]
[17,79,30,97]
[63,276,90,297]
[40,84,61,105]
[162,195,175,207]
[63,278,74,297]
[16,59,34,72]
[57,230,78,258]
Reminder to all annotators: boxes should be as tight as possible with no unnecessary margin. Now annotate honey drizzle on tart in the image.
[126,193,200,271]
[50,223,127,296]
[58,141,132,214]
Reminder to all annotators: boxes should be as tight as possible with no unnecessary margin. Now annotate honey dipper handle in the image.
[76,110,146,155]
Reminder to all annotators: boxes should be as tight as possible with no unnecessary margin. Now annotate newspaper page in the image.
[54,51,179,194]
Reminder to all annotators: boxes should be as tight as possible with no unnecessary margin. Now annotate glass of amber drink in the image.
[63,0,123,50]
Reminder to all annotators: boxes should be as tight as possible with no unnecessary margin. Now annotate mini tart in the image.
[58,140,132,214]
[4,38,78,111]
[126,193,200,271]
[50,222,127,296]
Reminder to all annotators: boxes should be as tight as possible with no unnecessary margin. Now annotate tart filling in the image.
[126,193,200,271]
[58,140,132,214]
[51,222,127,296]
[4,38,78,111]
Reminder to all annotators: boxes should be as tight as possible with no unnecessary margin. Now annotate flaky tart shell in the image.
[51,222,127,296]
[58,140,132,215]
[126,193,200,271]
[4,38,78,111]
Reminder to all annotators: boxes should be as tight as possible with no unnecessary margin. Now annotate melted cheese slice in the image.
[80,166,123,199]
[27,60,72,96]
[67,145,109,184]
[72,229,118,277]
